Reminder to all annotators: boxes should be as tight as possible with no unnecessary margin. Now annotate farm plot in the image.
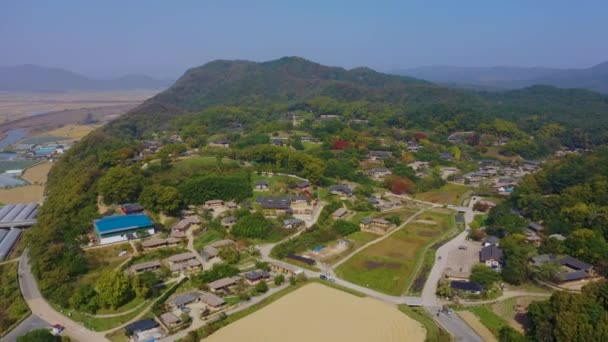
[415,183,470,205]
[205,283,426,342]
[0,160,39,173]
[335,210,454,295]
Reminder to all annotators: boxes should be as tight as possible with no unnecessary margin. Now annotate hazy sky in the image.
[1,1,607,79]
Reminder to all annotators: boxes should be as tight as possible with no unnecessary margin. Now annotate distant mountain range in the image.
[392,62,608,94]
[0,64,173,92]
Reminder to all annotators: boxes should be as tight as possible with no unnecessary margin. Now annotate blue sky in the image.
[1,1,607,78]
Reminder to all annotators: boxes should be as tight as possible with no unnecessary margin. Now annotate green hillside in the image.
[26,57,608,305]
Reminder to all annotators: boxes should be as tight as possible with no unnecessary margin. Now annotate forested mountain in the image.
[394,65,559,89]
[394,61,608,94]
[0,64,172,91]
[115,57,608,144]
[25,56,608,307]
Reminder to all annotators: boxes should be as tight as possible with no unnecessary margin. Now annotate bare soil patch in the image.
[206,283,426,342]
[458,311,498,342]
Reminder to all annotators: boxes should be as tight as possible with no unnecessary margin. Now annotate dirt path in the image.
[457,311,497,342]
[332,207,430,269]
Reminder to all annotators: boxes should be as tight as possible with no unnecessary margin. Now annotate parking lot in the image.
[444,239,481,279]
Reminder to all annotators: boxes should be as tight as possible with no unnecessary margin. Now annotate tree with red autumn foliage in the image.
[387,176,415,194]
[332,140,351,150]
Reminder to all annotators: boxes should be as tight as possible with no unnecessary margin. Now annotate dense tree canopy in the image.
[138,184,181,215]
[528,281,608,341]
[98,165,144,205]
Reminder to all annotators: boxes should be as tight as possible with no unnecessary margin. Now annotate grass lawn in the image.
[375,208,419,222]
[193,229,224,251]
[415,183,471,205]
[66,306,146,332]
[398,305,451,342]
[335,210,454,295]
[153,156,240,182]
[465,305,510,338]
[302,141,321,151]
[346,231,379,243]
[0,263,30,337]
[62,282,179,332]
[224,296,241,305]
[505,282,553,294]
[491,296,548,333]
[77,243,132,286]
[96,296,146,315]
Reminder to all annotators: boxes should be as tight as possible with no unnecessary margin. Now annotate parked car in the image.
[181,307,191,313]
[458,245,468,250]
[51,324,64,336]
[320,274,328,280]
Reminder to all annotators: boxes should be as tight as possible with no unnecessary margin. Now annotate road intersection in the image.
[10,195,487,341]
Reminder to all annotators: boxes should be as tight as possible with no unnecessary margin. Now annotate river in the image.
[0,128,28,155]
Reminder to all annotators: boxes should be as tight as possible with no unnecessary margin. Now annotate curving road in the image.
[9,195,486,341]
[17,250,108,341]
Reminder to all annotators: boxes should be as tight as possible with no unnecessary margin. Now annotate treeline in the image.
[512,148,608,239]
[180,172,252,204]
[527,281,608,341]
[238,145,326,183]
[27,131,130,304]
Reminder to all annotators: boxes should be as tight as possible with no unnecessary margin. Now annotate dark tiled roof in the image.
[367,151,392,157]
[244,271,270,281]
[480,245,504,262]
[121,203,144,213]
[559,255,593,271]
[329,185,353,195]
[125,318,159,334]
[361,217,373,225]
[528,222,544,232]
[450,281,483,292]
[483,236,500,245]
[297,181,310,188]
[171,291,202,307]
[559,270,590,281]
[283,218,304,226]
[286,253,316,265]
[256,196,291,209]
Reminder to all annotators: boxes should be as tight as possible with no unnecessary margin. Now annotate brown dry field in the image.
[21,161,52,184]
[0,161,52,204]
[0,90,158,140]
[34,124,100,140]
[0,185,44,204]
[458,311,498,342]
[206,283,426,342]
[0,90,157,119]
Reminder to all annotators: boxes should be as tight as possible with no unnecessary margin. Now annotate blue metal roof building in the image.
[94,214,154,245]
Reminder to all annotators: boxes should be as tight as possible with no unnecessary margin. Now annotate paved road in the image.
[426,306,484,342]
[18,250,108,341]
[10,195,484,342]
[0,314,50,342]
